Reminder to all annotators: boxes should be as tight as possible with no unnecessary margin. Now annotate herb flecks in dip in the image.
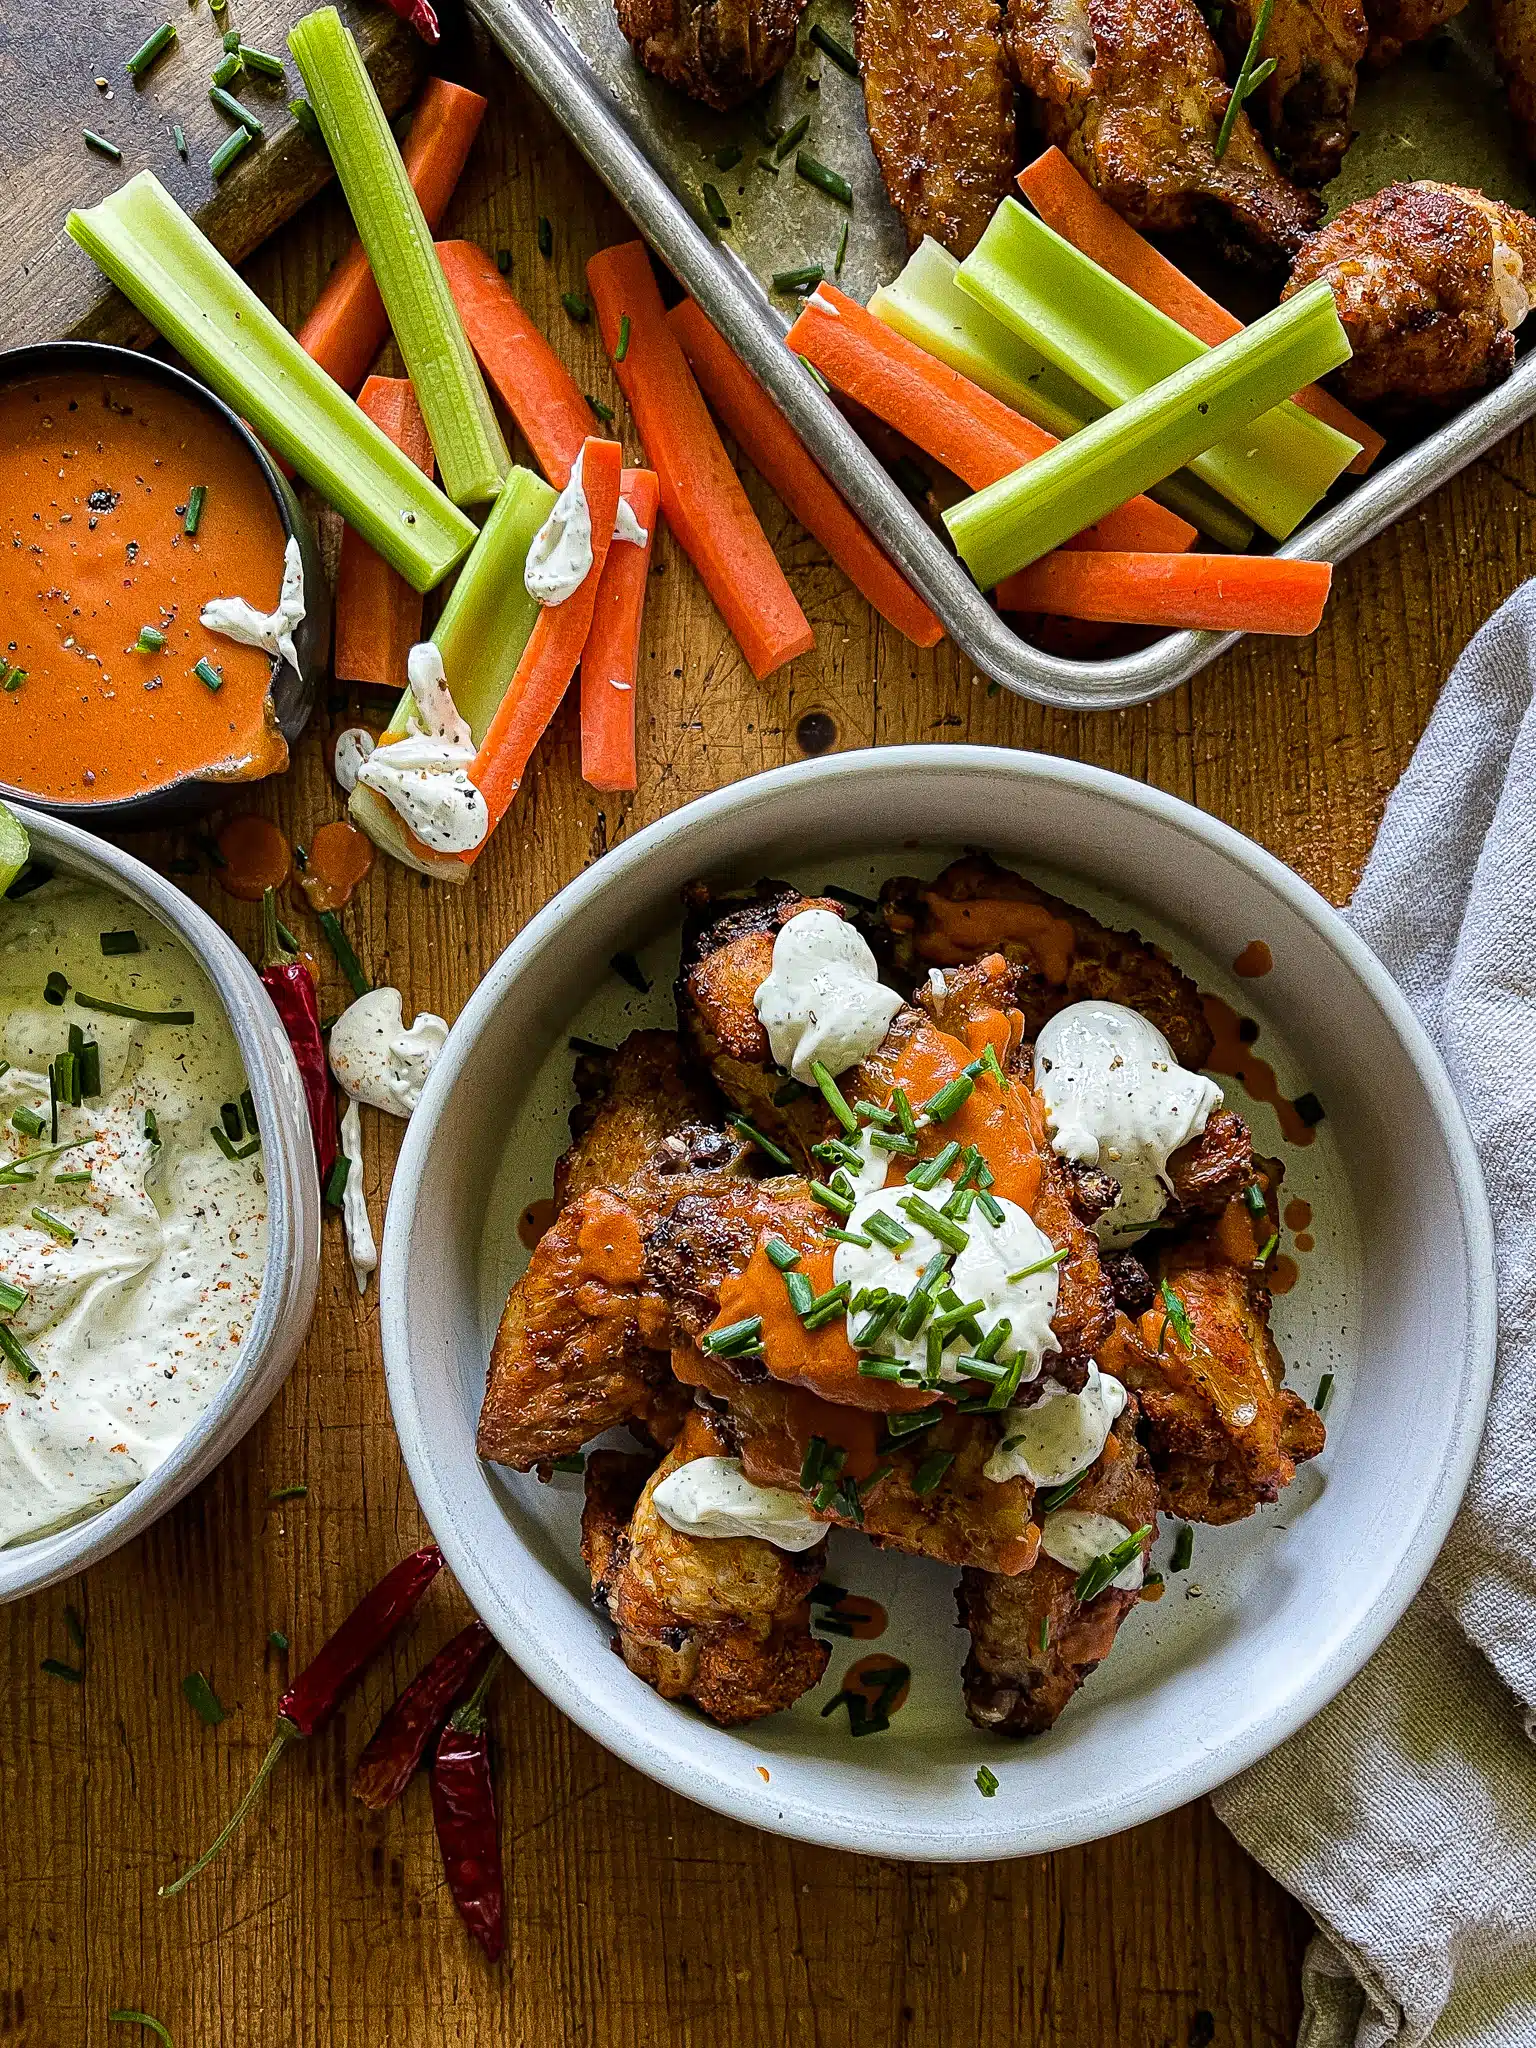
[0,878,267,1546]
[0,370,290,804]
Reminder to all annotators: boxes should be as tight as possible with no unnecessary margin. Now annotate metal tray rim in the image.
[476,0,1536,710]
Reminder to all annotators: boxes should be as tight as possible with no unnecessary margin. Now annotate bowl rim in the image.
[381,746,1499,1857]
[0,804,320,1601]
[0,338,323,827]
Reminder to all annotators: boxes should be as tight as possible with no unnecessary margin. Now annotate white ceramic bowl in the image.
[0,807,321,1604]
[382,749,1496,1859]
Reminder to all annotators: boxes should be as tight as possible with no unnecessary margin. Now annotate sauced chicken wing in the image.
[856,0,1018,256]
[881,854,1213,1070]
[581,1412,830,1724]
[1362,0,1468,70]
[615,0,807,109]
[1217,0,1365,186]
[1493,0,1536,164]
[1003,0,1322,265]
[1285,181,1536,411]
[555,1030,730,1208]
[959,1402,1158,1732]
[1102,1200,1324,1521]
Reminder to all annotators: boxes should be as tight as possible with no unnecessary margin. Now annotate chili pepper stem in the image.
[450,1646,504,1732]
[157,1718,302,1897]
[260,885,294,970]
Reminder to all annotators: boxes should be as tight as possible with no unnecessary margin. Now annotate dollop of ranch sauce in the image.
[753,908,902,1083]
[353,643,489,856]
[201,534,307,677]
[651,1456,825,1551]
[984,1364,1127,1487]
[1040,1509,1146,1593]
[328,988,449,1293]
[524,447,594,606]
[333,727,376,795]
[0,880,266,1547]
[1034,1001,1222,1245]
[613,496,650,549]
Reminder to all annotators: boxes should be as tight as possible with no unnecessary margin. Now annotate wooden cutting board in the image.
[0,0,422,351]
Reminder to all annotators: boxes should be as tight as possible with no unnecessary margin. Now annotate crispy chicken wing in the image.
[1285,181,1536,411]
[1362,0,1468,70]
[555,1030,729,1208]
[1003,0,1322,264]
[958,1402,1158,1732]
[881,854,1213,1069]
[1217,0,1365,186]
[1103,1201,1325,1521]
[856,0,1019,256]
[581,1412,830,1724]
[615,0,807,108]
[1493,0,1536,163]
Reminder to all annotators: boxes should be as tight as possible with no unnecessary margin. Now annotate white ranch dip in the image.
[753,908,902,1083]
[0,879,266,1547]
[651,1455,825,1551]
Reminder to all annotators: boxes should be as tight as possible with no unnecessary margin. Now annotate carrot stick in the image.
[296,77,488,394]
[580,468,659,792]
[334,376,434,687]
[1016,149,1385,475]
[995,551,1333,634]
[465,437,624,843]
[587,241,816,679]
[667,298,944,649]
[435,241,593,486]
[785,285,1195,556]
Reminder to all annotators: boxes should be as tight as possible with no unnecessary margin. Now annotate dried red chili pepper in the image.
[382,0,441,45]
[430,1652,506,1962]
[352,1619,492,1810]
[258,886,337,1188]
[158,1545,444,1897]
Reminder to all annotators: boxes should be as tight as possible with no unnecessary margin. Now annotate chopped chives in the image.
[785,1270,816,1316]
[702,1315,764,1358]
[74,991,193,1024]
[802,1282,851,1331]
[316,911,370,997]
[799,1434,830,1489]
[609,950,650,992]
[1006,1246,1068,1283]
[774,112,810,161]
[585,394,614,423]
[812,1135,863,1170]
[882,1406,939,1441]
[852,1298,899,1347]
[0,1324,39,1381]
[220,1101,244,1141]
[212,50,244,86]
[731,1116,793,1168]
[973,1317,1009,1363]
[496,248,511,274]
[825,1225,872,1247]
[0,1279,27,1315]
[856,1356,910,1381]
[53,1171,92,1185]
[12,1107,45,1139]
[912,1450,954,1496]
[65,1605,86,1650]
[41,1657,82,1681]
[125,21,177,77]
[1293,1092,1326,1126]
[809,22,859,72]
[834,220,849,276]
[773,264,824,296]
[795,152,853,206]
[537,215,553,257]
[322,1154,350,1207]
[1243,1182,1268,1217]
[1315,1371,1334,1412]
[892,1088,917,1141]
[238,44,287,78]
[919,1073,974,1123]
[953,1354,1009,1384]
[975,1765,999,1798]
[143,1109,159,1145]
[616,312,631,362]
[194,655,223,691]
[1256,1231,1279,1263]
[810,1179,855,1219]
[84,130,122,161]
[240,1090,257,1136]
[183,484,206,535]
[943,1184,976,1223]
[288,97,325,148]
[809,1060,859,1134]
[561,292,591,324]
[905,1139,960,1192]
[975,1190,1006,1228]
[210,85,264,137]
[868,1127,919,1155]
[931,1297,985,1338]
[853,1099,895,1127]
[181,1671,226,1726]
[223,28,243,51]
[755,155,779,176]
[267,1483,307,1502]
[1,668,22,693]
[1074,1525,1151,1604]
[1169,1523,1194,1572]
[898,1193,969,1254]
[764,1234,800,1271]
[173,123,188,158]
[44,972,68,1007]
[701,182,732,229]
[863,1209,912,1251]
[210,1126,261,1161]
[268,1629,289,1652]
[1158,1278,1196,1354]
[1038,1617,1050,1652]
[134,622,168,653]
[32,1208,77,1246]
[209,128,253,179]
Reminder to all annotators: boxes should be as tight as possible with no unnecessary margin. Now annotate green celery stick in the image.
[869,236,1254,551]
[944,280,1351,590]
[956,201,1359,539]
[288,8,509,509]
[0,800,29,897]
[348,466,556,881]
[66,174,475,592]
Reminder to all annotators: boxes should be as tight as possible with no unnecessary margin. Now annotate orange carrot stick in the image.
[587,241,816,680]
[1015,149,1385,474]
[334,376,434,688]
[580,468,659,792]
[296,78,488,393]
[995,552,1333,635]
[667,298,944,650]
[466,437,624,842]
[435,241,593,486]
[785,284,1195,556]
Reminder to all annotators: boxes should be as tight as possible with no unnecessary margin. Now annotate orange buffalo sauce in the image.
[907,890,1076,984]
[0,370,290,804]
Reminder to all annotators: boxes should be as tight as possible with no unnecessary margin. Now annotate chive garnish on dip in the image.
[918,1073,973,1123]
[1315,1371,1334,1411]
[731,1116,792,1167]
[812,1135,862,1170]
[125,21,177,78]
[863,1210,912,1252]
[99,930,142,956]
[211,1125,261,1161]
[183,484,207,536]
[764,1234,800,1270]
[1037,1467,1089,1513]
[897,1193,968,1254]
[810,23,859,73]
[1006,1246,1068,1283]
[825,1225,871,1247]
[44,972,68,1007]
[795,153,853,207]
[808,1060,858,1133]
[943,1184,976,1223]
[193,656,223,693]
[32,1208,77,1247]
[11,1107,45,1140]
[74,991,193,1025]
[0,1323,40,1381]
[701,182,732,229]
[868,1126,918,1155]
[702,1315,764,1358]
[1075,1525,1152,1604]
[905,1139,960,1191]
[0,1279,27,1315]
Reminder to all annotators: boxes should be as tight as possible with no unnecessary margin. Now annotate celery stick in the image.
[349,466,555,880]
[956,200,1359,539]
[289,8,508,509]
[869,237,1254,551]
[944,281,1351,591]
[67,174,475,593]
[0,801,30,899]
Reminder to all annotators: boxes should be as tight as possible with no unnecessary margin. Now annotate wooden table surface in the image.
[3,18,1530,2045]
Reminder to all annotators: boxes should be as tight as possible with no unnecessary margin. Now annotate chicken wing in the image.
[1217,0,1365,186]
[1102,1200,1325,1521]
[1492,0,1536,163]
[880,854,1214,1069]
[555,1029,729,1209]
[958,1401,1158,1732]
[581,1411,830,1724]
[615,0,807,109]
[857,0,1019,256]
[1285,181,1536,411]
[1003,0,1322,265]
[1362,0,1468,70]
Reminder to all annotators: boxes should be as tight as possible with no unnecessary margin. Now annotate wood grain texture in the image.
[0,0,420,351]
[4,14,1532,2044]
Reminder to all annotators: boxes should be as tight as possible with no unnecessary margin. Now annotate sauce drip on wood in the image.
[299,820,375,913]
[216,814,292,901]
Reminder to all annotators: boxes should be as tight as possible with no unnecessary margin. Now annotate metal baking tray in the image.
[470,0,1536,709]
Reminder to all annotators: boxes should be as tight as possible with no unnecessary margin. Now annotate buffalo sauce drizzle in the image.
[1201,993,1318,1147]
[901,890,1076,984]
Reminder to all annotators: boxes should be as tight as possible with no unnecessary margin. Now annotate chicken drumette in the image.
[616,0,807,109]
[1217,0,1366,187]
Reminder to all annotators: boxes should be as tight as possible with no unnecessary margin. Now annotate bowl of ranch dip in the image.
[0,806,320,1601]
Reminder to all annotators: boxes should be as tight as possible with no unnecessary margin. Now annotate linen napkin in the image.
[1212,583,1536,2047]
